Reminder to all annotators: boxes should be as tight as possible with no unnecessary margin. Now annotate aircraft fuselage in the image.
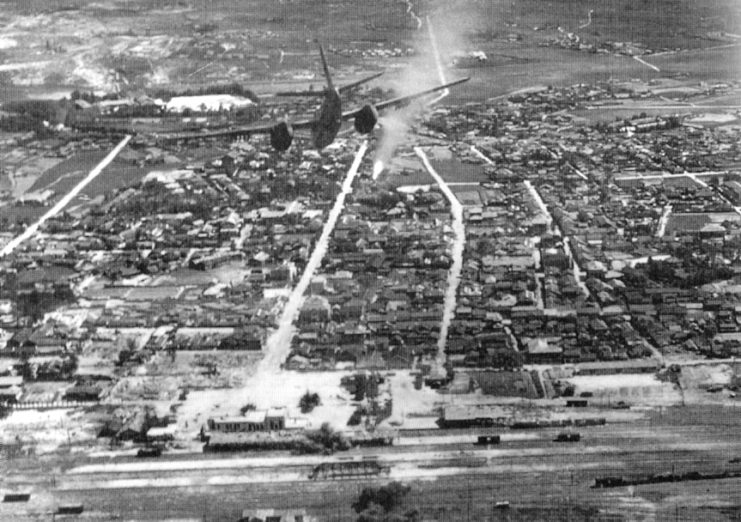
[312,87,342,150]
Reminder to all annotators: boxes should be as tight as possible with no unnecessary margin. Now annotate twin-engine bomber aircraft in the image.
[158,43,469,151]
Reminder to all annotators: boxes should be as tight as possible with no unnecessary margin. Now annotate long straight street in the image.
[257,141,368,375]
[522,179,591,299]
[415,147,464,366]
[0,135,132,257]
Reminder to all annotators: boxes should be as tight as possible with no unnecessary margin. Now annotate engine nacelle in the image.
[270,121,294,151]
[354,104,378,134]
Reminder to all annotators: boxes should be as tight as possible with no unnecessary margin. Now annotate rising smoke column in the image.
[372,8,466,178]
[372,103,418,179]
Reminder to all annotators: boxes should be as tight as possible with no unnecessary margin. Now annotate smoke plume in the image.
[372,5,468,177]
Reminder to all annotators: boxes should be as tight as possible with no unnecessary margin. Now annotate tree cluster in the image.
[353,482,418,522]
[114,180,221,220]
[0,99,69,133]
[70,90,119,104]
[150,82,259,103]
[295,422,350,454]
[298,390,320,413]
[646,256,733,289]
[239,403,256,415]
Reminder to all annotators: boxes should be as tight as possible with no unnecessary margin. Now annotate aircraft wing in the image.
[155,118,315,142]
[341,77,470,119]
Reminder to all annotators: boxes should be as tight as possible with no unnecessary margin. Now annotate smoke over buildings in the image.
[372,6,468,176]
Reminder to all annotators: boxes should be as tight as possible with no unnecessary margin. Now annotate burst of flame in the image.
[372,160,384,180]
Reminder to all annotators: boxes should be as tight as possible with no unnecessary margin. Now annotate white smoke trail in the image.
[403,0,423,30]
[427,15,449,104]
[373,111,412,180]
[578,9,594,29]
[236,141,369,410]
[372,14,457,178]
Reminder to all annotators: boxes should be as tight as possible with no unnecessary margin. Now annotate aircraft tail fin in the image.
[318,42,334,91]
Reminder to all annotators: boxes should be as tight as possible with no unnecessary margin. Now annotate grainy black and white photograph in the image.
[0,0,739,520]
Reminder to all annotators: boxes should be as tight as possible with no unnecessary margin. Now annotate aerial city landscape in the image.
[0,0,740,520]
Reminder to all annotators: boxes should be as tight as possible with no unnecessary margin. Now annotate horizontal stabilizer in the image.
[338,71,384,93]
[274,89,326,97]
[275,72,383,97]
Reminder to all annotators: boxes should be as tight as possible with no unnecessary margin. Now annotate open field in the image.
[27,150,106,194]
[0,147,147,227]
[0,0,735,103]
[173,370,358,440]
[74,158,151,200]
[431,158,487,184]
[0,152,62,199]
